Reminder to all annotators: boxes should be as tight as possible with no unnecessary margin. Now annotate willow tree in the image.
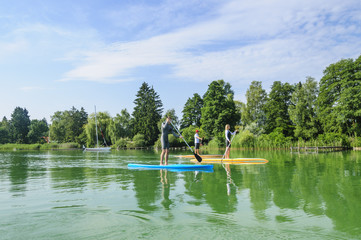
[85,111,112,147]
[132,82,163,146]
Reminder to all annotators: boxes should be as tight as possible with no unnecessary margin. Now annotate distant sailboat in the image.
[83,106,111,152]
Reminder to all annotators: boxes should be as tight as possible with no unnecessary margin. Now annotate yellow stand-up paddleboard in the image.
[190,158,268,164]
[175,154,223,159]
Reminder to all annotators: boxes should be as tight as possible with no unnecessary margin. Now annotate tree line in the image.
[1,55,360,148]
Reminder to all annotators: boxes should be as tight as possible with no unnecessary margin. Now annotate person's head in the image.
[166,115,172,123]
[225,124,230,130]
[195,129,199,133]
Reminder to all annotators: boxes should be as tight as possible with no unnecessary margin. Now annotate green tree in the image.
[49,107,88,143]
[180,93,203,129]
[317,56,361,136]
[289,77,319,140]
[10,107,31,143]
[85,111,112,147]
[201,80,239,140]
[242,81,267,130]
[132,82,163,145]
[109,108,132,143]
[264,81,295,136]
[27,118,49,143]
[0,117,10,144]
[234,100,244,125]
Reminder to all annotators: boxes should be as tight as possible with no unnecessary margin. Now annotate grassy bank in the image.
[0,143,81,151]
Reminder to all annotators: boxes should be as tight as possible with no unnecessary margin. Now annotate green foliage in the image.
[180,93,203,129]
[350,137,361,147]
[114,138,129,148]
[85,111,112,147]
[201,80,239,139]
[132,82,163,146]
[232,130,255,148]
[180,125,203,145]
[244,122,264,137]
[50,107,88,144]
[317,133,350,147]
[10,107,31,143]
[0,126,9,144]
[267,128,293,147]
[317,57,361,136]
[27,118,49,144]
[242,81,267,128]
[207,137,222,149]
[127,134,146,148]
[289,77,319,140]
[0,142,80,150]
[264,81,295,136]
[109,108,132,144]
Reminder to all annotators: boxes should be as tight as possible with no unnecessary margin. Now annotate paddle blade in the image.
[194,153,202,162]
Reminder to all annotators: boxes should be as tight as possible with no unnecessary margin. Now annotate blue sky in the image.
[1,0,361,122]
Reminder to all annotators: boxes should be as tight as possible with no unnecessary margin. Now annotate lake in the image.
[1,149,361,239]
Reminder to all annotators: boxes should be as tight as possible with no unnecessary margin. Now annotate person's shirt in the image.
[194,133,200,144]
[225,129,236,142]
[161,121,179,138]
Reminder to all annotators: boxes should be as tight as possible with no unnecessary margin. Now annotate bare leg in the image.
[160,149,165,165]
[225,148,230,159]
[164,149,169,165]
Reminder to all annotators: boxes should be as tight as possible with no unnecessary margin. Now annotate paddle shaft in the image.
[168,120,202,162]
[168,120,194,153]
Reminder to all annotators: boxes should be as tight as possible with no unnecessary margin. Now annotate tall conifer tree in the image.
[132,82,163,145]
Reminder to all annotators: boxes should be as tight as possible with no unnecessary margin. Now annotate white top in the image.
[225,130,236,142]
[194,133,200,144]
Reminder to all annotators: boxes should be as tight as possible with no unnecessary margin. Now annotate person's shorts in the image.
[161,136,169,149]
[195,143,200,149]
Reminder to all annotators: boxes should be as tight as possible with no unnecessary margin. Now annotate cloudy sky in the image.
[1,0,360,121]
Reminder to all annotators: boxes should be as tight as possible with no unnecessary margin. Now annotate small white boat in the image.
[83,106,111,152]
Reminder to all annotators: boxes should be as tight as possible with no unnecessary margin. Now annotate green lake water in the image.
[1,149,361,239]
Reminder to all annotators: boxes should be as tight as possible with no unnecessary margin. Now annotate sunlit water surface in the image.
[1,149,361,239]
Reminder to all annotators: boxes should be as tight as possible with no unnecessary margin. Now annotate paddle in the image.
[169,120,202,163]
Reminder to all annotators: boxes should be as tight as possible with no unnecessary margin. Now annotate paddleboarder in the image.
[194,129,202,155]
[225,124,238,159]
[160,116,183,165]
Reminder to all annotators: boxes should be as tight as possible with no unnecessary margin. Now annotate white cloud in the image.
[60,0,361,85]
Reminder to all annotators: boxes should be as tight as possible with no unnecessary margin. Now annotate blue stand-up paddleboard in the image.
[128,164,213,172]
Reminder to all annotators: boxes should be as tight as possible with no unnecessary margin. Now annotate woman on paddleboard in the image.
[160,116,183,165]
[225,124,237,159]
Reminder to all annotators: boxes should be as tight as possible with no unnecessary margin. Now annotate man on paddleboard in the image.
[194,129,202,155]
[161,116,183,165]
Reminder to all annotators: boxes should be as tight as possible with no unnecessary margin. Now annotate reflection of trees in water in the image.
[131,170,160,211]
[263,151,361,236]
[8,152,29,196]
[202,166,238,214]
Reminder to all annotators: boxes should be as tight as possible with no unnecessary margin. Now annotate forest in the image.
[1,55,361,149]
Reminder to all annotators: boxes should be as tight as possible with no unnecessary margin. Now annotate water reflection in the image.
[160,170,172,209]
[1,150,361,237]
